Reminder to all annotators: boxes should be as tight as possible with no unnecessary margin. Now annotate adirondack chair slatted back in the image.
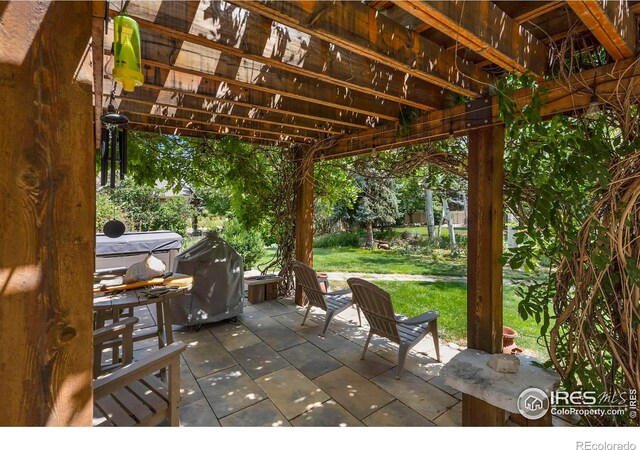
[292,261,327,310]
[348,278,400,344]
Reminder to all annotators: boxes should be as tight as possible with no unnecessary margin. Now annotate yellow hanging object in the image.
[112,15,144,92]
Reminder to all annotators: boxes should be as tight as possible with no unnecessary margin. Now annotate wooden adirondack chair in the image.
[292,261,361,336]
[347,277,440,379]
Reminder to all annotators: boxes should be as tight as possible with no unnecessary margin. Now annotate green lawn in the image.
[258,246,537,282]
[375,281,545,357]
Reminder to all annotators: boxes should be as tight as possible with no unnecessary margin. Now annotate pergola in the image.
[1,0,638,426]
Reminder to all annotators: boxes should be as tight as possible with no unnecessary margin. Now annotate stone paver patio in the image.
[131,296,464,427]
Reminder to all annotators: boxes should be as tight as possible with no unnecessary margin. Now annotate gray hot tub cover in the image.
[170,233,244,325]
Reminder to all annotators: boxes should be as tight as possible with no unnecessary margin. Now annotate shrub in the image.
[96,190,129,232]
[99,180,195,236]
[222,218,265,270]
[314,231,364,248]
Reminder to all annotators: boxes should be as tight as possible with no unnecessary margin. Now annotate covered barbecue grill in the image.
[169,232,244,326]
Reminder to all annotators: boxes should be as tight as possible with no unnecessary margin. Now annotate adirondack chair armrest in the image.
[400,311,439,325]
[299,283,328,296]
[93,341,186,399]
[327,288,351,297]
[93,317,139,346]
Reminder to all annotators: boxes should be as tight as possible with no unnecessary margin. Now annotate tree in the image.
[352,174,399,247]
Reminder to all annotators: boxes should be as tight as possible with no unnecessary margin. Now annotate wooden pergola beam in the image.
[321,58,640,159]
[513,1,564,23]
[123,110,313,144]
[106,60,371,131]
[231,0,494,98]
[127,121,299,147]
[109,2,446,112]
[106,91,344,136]
[568,0,637,60]
[393,1,549,77]
[104,23,400,123]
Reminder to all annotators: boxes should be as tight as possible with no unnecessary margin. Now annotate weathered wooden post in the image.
[0,1,97,426]
[294,147,314,305]
[464,124,506,426]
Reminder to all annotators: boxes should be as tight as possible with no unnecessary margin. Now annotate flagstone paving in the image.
[130,296,465,427]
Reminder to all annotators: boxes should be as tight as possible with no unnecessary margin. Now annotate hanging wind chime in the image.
[100,11,144,238]
[99,12,144,189]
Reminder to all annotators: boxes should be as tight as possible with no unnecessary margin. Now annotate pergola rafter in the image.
[229,0,495,98]
[392,0,550,77]
[107,92,346,136]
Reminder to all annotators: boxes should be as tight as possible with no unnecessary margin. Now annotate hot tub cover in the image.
[96,231,182,256]
[170,233,244,325]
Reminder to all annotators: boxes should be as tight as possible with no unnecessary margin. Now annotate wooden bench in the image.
[93,341,185,427]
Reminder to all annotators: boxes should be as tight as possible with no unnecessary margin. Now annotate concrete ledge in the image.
[440,349,560,414]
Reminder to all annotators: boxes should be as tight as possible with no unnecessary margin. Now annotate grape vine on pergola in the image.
[1,0,639,427]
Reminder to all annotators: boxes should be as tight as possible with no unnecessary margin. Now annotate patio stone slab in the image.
[362,400,436,427]
[255,366,330,420]
[231,342,290,379]
[179,362,205,406]
[273,311,319,332]
[290,400,363,427]
[180,397,219,427]
[433,405,463,426]
[253,300,295,317]
[374,345,442,382]
[198,366,266,418]
[249,317,307,351]
[328,340,395,379]
[296,327,350,352]
[209,322,262,352]
[182,333,238,379]
[279,342,342,379]
[219,400,291,427]
[313,366,394,419]
[372,368,458,421]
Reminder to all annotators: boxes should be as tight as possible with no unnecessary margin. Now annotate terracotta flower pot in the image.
[502,326,522,354]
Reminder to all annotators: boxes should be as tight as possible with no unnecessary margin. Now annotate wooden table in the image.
[93,285,190,350]
[245,275,284,303]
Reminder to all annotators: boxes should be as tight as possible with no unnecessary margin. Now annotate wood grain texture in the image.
[568,0,637,60]
[467,123,504,353]
[112,1,445,111]
[295,148,314,305]
[463,122,505,427]
[393,0,549,77]
[109,59,373,130]
[233,0,494,97]
[125,112,309,144]
[0,1,95,426]
[323,58,640,159]
[106,2,402,121]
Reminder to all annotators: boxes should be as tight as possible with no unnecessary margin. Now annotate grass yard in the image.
[375,281,545,357]
[257,246,538,282]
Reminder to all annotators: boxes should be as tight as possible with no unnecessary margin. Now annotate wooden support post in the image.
[294,148,314,306]
[0,2,95,426]
[463,125,505,426]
